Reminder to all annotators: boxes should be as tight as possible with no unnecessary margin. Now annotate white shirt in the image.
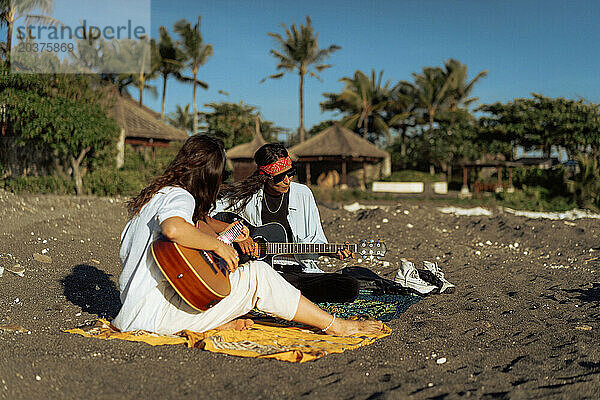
[113,186,195,332]
[213,182,327,273]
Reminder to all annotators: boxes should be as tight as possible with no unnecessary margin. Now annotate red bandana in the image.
[258,156,292,175]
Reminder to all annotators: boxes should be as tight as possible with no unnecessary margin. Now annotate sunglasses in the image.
[271,164,296,184]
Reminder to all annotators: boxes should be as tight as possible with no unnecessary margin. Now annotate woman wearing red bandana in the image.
[216,143,360,303]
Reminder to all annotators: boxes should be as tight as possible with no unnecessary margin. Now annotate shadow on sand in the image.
[60,264,122,319]
[564,282,600,303]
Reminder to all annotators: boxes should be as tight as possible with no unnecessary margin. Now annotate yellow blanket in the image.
[65,319,391,363]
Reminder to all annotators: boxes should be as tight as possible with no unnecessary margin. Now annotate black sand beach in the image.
[1,190,599,399]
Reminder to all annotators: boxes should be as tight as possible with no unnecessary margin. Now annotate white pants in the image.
[113,261,301,335]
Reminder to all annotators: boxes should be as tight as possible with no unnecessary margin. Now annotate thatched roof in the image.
[289,124,388,160]
[226,128,266,160]
[111,95,189,142]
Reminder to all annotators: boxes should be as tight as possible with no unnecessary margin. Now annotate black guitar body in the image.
[213,211,289,266]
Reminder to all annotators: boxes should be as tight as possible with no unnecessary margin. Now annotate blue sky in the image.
[6,0,600,135]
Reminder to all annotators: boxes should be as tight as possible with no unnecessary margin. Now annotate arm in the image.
[160,216,239,271]
[205,215,230,234]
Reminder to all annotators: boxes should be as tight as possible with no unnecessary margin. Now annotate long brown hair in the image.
[127,135,226,222]
[219,143,288,211]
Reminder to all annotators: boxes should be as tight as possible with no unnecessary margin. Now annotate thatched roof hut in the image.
[111,95,189,168]
[289,124,390,187]
[225,119,268,182]
[112,95,189,147]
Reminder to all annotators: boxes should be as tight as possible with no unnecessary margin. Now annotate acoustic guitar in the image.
[151,221,243,311]
[151,213,387,312]
[212,212,387,267]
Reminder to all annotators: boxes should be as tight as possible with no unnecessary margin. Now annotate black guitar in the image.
[213,212,387,267]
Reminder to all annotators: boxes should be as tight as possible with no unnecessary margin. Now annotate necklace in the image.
[264,192,285,213]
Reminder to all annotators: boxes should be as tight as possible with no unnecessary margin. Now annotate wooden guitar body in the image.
[151,239,231,311]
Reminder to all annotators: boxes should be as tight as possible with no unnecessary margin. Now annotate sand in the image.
[0,190,599,399]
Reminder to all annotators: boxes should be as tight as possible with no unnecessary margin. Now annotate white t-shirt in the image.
[113,186,195,332]
[112,186,303,334]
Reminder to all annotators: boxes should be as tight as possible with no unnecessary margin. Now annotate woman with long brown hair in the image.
[113,135,382,336]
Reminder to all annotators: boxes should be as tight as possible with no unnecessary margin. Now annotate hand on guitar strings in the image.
[336,241,356,260]
[237,236,257,257]
[213,240,239,272]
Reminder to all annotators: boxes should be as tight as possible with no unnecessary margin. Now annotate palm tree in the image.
[167,104,193,134]
[321,69,392,143]
[174,16,212,135]
[438,59,487,179]
[0,0,58,68]
[128,37,158,106]
[263,16,340,142]
[155,26,185,120]
[442,58,488,114]
[388,81,417,168]
[411,66,454,135]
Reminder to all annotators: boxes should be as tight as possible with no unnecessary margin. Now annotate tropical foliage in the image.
[0,70,119,194]
[321,69,393,143]
[0,0,58,67]
[263,16,340,142]
[174,16,212,134]
[167,104,194,134]
[477,94,600,159]
[200,102,283,149]
[154,26,185,119]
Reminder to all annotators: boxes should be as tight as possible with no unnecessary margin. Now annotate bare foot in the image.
[325,318,383,336]
[216,318,254,331]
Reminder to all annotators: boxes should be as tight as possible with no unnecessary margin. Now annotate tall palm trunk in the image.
[298,70,305,142]
[428,111,435,175]
[138,81,144,106]
[192,68,198,135]
[6,11,14,68]
[401,131,407,169]
[161,73,168,120]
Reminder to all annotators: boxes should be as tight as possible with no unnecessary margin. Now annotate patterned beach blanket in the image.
[319,290,422,322]
[65,318,390,363]
[65,289,420,363]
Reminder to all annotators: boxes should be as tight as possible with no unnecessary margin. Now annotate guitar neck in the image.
[266,243,357,255]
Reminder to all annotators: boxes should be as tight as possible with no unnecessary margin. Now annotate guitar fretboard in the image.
[266,243,357,255]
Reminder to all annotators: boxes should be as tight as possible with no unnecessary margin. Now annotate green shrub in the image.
[511,166,570,198]
[496,186,576,212]
[2,175,75,195]
[83,168,147,196]
[572,155,600,210]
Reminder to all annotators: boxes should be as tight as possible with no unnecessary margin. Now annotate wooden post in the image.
[362,161,366,189]
[342,159,347,185]
[115,128,126,169]
[496,165,503,192]
[461,165,469,194]
[507,167,515,193]
[305,162,311,185]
